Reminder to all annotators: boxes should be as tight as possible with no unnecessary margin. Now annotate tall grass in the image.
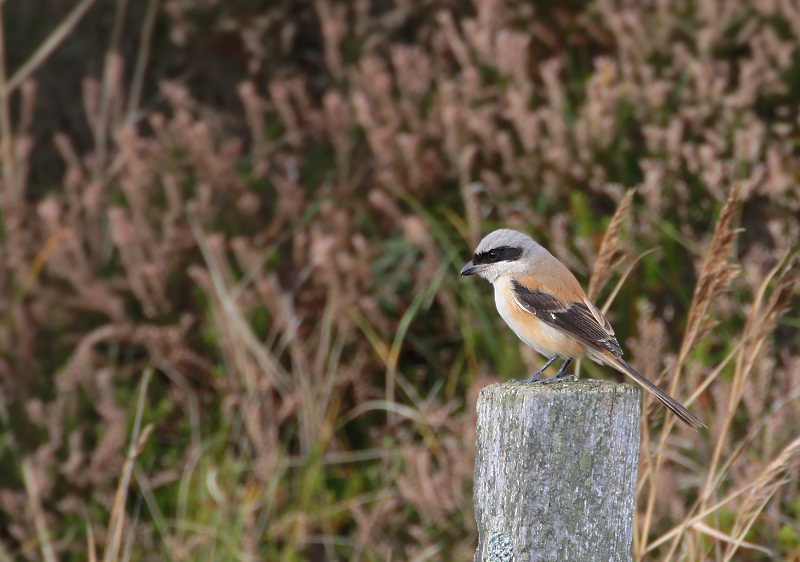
[0,0,798,560]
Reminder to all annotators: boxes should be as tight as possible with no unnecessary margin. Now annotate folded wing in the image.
[510,279,623,357]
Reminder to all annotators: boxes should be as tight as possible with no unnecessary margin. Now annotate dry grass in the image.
[0,0,798,560]
[587,186,636,301]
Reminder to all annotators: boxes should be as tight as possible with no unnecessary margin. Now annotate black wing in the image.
[511,280,623,357]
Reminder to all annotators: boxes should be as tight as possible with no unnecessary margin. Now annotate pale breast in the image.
[492,277,586,359]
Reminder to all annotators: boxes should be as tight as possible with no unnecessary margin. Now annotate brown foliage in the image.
[0,0,798,560]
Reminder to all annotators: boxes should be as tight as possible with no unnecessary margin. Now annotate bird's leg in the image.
[532,358,577,384]
[510,356,559,383]
[556,359,577,380]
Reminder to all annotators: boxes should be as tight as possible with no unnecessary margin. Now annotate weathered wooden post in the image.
[474,380,641,562]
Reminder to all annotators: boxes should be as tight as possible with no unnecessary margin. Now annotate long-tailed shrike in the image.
[461,228,704,429]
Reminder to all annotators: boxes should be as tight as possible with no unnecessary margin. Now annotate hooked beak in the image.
[460,260,486,276]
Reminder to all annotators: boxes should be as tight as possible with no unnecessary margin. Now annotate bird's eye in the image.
[488,250,499,261]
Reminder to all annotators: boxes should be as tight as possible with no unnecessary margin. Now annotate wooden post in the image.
[474,380,641,562]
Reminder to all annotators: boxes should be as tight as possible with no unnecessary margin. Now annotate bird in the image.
[461,228,704,429]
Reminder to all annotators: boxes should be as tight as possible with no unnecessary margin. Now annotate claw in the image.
[535,374,577,385]
[509,357,576,384]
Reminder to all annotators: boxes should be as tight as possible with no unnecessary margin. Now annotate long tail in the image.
[607,355,705,430]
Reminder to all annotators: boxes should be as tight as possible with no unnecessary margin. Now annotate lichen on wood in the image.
[474,380,641,562]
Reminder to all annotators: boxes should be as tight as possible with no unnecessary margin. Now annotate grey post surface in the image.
[474,380,641,562]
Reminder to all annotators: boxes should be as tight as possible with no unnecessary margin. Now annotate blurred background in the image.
[0,0,799,560]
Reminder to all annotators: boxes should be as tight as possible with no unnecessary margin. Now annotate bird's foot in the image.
[510,356,559,383]
[534,373,578,384]
[509,375,539,383]
[509,372,577,384]
[510,357,576,384]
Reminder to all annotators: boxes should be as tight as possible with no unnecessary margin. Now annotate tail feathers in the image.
[609,356,705,430]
